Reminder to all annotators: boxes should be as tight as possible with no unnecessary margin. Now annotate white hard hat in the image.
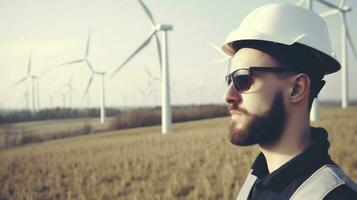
[221,3,340,75]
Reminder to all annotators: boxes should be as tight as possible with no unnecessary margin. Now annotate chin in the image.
[228,116,255,146]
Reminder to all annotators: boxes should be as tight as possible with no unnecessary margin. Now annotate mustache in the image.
[227,104,249,115]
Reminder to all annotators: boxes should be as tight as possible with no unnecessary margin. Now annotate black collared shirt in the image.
[247,127,357,200]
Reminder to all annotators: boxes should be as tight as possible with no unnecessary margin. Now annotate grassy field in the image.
[0,106,356,200]
[0,117,112,148]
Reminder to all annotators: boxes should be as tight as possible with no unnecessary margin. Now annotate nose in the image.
[224,82,242,105]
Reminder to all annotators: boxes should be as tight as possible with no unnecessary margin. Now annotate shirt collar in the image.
[250,127,333,192]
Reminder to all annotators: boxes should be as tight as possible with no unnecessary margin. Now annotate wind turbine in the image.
[56,29,107,123]
[111,0,173,134]
[198,72,209,105]
[21,89,31,110]
[143,65,160,106]
[11,52,39,112]
[63,75,76,108]
[317,0,356,108]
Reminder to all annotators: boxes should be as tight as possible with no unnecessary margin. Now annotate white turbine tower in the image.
[111,0,173,134]
[82,71,107,124]
[317,0,356,108]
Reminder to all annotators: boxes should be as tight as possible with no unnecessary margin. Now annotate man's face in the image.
[224,48,288,146]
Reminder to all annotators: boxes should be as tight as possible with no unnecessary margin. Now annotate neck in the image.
[259,113,312,173]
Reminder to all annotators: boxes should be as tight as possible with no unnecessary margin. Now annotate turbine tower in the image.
[317,0,356,108]
[82,71,107,124]
[111,0,173,134]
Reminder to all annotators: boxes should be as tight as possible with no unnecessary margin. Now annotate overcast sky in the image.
[0,0,356,109]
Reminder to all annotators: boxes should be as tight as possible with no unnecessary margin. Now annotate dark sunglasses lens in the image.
[232,70,250,91]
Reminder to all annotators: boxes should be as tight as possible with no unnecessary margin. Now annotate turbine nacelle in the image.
[154,24,173,31]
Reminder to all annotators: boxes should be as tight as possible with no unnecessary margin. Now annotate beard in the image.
[228,91,286,146]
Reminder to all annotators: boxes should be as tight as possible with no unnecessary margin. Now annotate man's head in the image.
[225,47,313,146]
[221,3,341,146]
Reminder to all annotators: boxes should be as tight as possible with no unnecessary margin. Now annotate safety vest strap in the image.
[236,170,257,200]
[290,164,357,200]
[236,165,357,200]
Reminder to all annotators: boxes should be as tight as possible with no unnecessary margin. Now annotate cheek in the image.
[241,83,277,115]
[241,93,269,114]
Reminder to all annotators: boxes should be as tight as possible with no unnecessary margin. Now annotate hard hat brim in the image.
[222,39,341,75]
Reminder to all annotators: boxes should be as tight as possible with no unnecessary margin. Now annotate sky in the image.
[0,0,356,109]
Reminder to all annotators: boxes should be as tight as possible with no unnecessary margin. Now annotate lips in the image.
[230,110,243,115]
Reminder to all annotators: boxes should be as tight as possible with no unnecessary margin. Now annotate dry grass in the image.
[0,106,356,200]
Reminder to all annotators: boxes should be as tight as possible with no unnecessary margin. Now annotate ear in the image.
[288,74,310,104]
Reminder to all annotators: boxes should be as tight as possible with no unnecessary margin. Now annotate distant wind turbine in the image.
[143,65,160,106]
[11,52,40,112]
[111,0,174,134]
[63,75,76,108]
[56,29,107,123]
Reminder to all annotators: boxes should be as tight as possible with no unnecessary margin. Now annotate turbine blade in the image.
[83,74,94,99]
[27,52,32,76]
[11,77,27,87]
[319,9,339,18]
[143,65,153,77]
[111,31,156,78]
[85,29,91,58]
[316,0,342,11]
[58,59,84,66]
[138,0,156,26]
[86,60,95,72]
[154,33,162,71]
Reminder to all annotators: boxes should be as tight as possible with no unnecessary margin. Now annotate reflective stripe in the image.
[290,165,357,200]
[236,170,257,200]
[236,165,357,200]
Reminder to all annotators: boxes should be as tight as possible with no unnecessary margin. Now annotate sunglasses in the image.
[225,67,298,92]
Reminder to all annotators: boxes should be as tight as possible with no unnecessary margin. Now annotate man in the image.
[221,3,357,200]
